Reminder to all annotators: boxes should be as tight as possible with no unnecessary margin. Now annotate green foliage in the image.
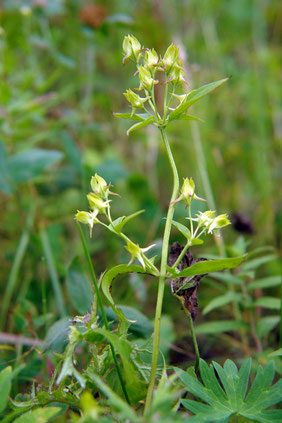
[178,358,282,422]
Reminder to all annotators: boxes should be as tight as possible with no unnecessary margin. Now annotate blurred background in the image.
[0,0,281,387]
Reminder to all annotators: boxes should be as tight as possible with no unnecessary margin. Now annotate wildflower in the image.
[87,193,110,214]
[138,65,158,91]
[125,240,155,269]
[90,174,108,199]
[196,211,230,234]
[172,178,205,207]
[123,89,150,115]
[122,35,142,64]
[162,44,180,73]
[144,49,159,73]
[75,210,99,237]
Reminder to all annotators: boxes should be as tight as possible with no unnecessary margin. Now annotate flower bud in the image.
[169,63,187,85]
[162,44,179,73]
[90,174,108,199]
[138,65,158,91]
[122,34,141,64]
[123,89,150,115]
[144,49,159,73]
[125,240,155,269]
[87,193,110,214]
[180,178,205,206]
[196,211,230,234]
[75,210,99,237]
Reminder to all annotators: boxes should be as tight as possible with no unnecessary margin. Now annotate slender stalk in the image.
[144,127,179,414]
[187,312,200,371]
[40,228,66,318]
[172,241,191,269]
[77,223,130,405]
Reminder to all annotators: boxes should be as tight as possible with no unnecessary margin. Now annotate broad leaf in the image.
[168,78,229,121]
[167,256,245,278]
[8,149,63,183]
[127,116,156,135]
[13,407,61,423]
[178,358,282,422]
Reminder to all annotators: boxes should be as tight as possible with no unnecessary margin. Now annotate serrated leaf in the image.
[127,116,156,135]
[13,407,61,423]
[168,256,245,278]
[171,220,191,239]
[110,209,145,233]
[199,360,228,405]
[179,358,281,422]
[247,276,281,291]
[196,320,249,335]
[168,78,229,121]
[0,366,12,413]
[203,292,243,315]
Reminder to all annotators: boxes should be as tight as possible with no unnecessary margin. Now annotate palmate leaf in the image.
[177,358,282,423]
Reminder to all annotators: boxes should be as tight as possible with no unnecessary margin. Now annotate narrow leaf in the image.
[127,116,156,135]
[199,360,228,405]
[113,112,150,121]
[247,276,281,291]
[0,366,12,413]
[110,209,145,233]
[256,316,280,337]
[253,297,281,310]
[236,358,252,405]
[171,220,191,239]
[169,256,245,278]
[196,320,249,335]
[203,292,242,315]
[241,254,277,271]
[168,78,229,121]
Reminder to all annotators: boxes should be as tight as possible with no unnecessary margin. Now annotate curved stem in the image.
[77,224,130,405]
[144,127,179,414]
[172,241,191,269]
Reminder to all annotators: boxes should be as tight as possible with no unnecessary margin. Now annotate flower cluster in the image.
[75,174,157,272]
[121,34,188,117]
[75,174,111,237]
[194,211,230,234]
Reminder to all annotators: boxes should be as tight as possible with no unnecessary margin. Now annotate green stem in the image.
[77,223,130,405]
[40,228,67,318]
[172,241,191,269]
[144,127,179,414]
[187,312,200,371]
